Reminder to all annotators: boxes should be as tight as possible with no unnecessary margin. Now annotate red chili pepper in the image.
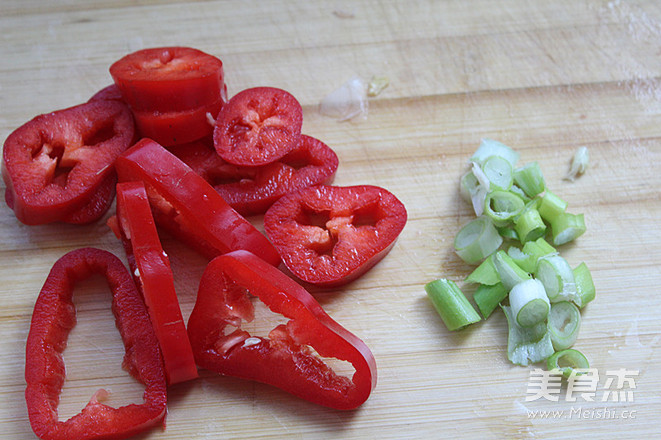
[263,184,407,286]
[2,100,135,225]
[111,181,198,385]
[213,87,303,166]
[109,46,225,112]
[187,250,377,410]
[115,138,281,266]
[169,134,339,216]
[25,248,167,440]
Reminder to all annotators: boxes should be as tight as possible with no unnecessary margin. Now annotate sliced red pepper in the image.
[170,134,339,216]
[112,181,198,385]
[2,100,135,225]
[115,138,281,266]
[132,97,223,147]
[213,87,303,166]
[263,185,407,287]
[25,247,167,440]
[60,173,117,225]
[88,84,125,103]
[187,250,377,410]
[109,46,225,112]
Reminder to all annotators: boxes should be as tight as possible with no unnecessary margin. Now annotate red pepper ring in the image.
[187,250,377,410]
[25,248,167,440]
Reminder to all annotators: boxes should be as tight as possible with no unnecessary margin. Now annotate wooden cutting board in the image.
[1,1,660,438]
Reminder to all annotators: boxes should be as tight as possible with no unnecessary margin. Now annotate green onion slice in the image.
[509,279,550,328]
[513,162,546,197]
[483,155,513,190]
[547,301,581,350]
[514,206,546,243]
[535,255,578,303]
[496,225,519,240]
[484,190,525,227]
[460,169,488,216]
[508,238,557,273]
[473,283,508,319]
[465,254,499,285]
[502,305,555,366]
[454,216,503,265]
[573,262,595,308]
[493,250,531,291]
[546,348,589,378]
[425,279,481,331]
[538,190,568,223]
[470,138,520,167]
[551,212,586,246]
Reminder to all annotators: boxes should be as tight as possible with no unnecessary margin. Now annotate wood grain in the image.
[1,1,660,438]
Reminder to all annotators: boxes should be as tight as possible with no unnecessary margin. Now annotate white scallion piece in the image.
[483,155,513,190]
[470,138,520,167]
[564,146,589,182]
[319,76,368,121]
[502,305,555,366]
[509,279,550,328]
[535,255,578,304]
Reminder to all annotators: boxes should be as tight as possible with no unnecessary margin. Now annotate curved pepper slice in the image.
[187,250,377,410]
[170,134,339,216]
[264,184,407,287]
[25,248,167,440]
[2,100,135,225]
[111,181,198,385]
[115,138,280,265]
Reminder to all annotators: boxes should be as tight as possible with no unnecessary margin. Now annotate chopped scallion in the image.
[470,138,520,167]
[465,254,499,285]
[564,146,589,182]
[484,190,525,227]
[550,212,586,246]
[483,155,513,190]
[493,250,531,291]
[514,206,546,243]
[425,279,481,331]
[508,238,557,273]
[573,262,595,308]
[496,225,519,240]
[509,279,550,328]
[502,305,555,366]
[513,162,546,197]
[546,348,589,378]
[454,216,503,265]
[473,282,508,319]
[547,301,581,351]
[535,255,578,303]
[537,190,568,223]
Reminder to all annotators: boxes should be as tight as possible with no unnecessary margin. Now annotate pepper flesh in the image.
[263,184,407,286]
[112,181,198,385]
[25,248,167,440]
[115,138,281,265]
[187,250,377,410]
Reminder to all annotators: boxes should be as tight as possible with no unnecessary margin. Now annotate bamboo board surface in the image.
[1,1,661,439]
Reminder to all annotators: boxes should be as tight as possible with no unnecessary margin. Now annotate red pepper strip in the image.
[170,134,339,216]
[115,138,281,266]
[61,173,116,225]
[187,250,377,410]
[2,100,135,225]
[25,248,167,440]
[264,184,407,287]
[112,181,198,385]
